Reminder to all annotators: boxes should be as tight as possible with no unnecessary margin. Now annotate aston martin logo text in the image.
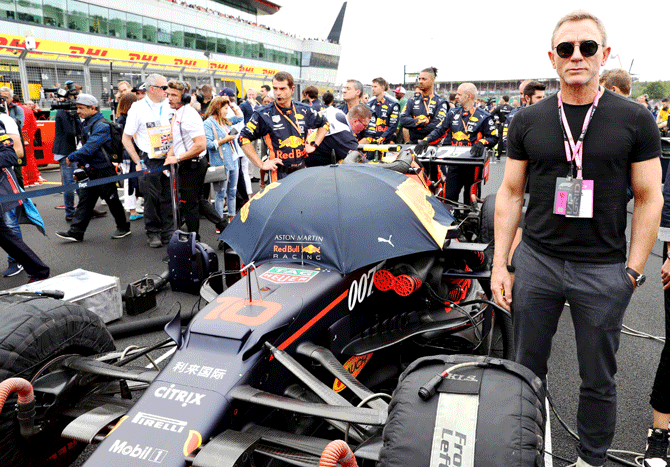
[154,384,205,407]
[131,412,187,433]
[108,440,168,463]
[274,234,324,242]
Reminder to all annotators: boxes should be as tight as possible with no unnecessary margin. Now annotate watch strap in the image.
[625,267,640,279]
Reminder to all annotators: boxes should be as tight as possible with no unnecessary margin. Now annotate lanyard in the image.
[421,94,434,116]
[145,97,163,122]
[460,108,475,131]
[557,87,602,179]
[274,102,303,137]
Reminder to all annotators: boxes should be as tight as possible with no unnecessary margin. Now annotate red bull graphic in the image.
[278,135,304,149]
[302,245,321,254]
[333,353,372,392]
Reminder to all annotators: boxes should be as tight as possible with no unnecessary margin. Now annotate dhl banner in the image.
[0,34,278,76]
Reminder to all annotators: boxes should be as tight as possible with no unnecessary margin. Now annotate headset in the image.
[180,81,192,106]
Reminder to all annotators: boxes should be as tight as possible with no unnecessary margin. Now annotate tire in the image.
[0,295,115,467]
[483,307,515,361]
[479,193,496,269]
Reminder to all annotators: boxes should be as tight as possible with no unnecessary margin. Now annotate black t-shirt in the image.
[507,90,661,263]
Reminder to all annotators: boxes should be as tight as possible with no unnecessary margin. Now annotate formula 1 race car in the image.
[0,162,517,467]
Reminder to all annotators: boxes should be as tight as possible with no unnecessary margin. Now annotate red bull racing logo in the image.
[278,135,304,149]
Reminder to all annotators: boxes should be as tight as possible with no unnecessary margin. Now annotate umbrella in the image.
[219,164,456,274]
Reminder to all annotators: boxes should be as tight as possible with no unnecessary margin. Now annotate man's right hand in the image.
[491,263,513,312]
[261,158,283,172]
[414,140,429,155]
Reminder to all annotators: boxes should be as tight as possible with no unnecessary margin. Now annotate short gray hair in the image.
[346,80,363,98]
[0,86,13,97]
[145,74,166,87]
[551,10,608,48]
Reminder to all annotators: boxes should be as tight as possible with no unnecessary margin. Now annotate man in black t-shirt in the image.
[491,11,663,467]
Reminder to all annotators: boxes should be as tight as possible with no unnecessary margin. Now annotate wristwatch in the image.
[625,267,645,288]
[309,141,319,149]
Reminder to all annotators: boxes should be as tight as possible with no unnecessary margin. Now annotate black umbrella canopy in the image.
[220,165,456,274]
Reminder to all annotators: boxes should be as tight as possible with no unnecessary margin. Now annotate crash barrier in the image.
[0,165,164,205]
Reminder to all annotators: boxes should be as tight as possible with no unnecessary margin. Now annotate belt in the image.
[277,161,305,174]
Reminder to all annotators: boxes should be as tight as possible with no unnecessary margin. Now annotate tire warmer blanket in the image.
[430,393,479,467]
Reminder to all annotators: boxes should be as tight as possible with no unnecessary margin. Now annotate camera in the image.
[44,81,79,113]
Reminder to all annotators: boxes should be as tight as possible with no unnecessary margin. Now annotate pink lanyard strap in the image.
[557,88,602,179]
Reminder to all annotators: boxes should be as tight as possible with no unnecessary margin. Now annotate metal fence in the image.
[0,45,336,107]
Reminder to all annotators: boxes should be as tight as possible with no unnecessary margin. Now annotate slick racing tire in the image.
[479,193,496,269]
[0,295,115,467]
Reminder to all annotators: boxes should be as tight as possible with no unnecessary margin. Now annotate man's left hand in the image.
[470,141,486,157]
[163,155,178,165]
[305,144,316,154]
[65,157,71,167]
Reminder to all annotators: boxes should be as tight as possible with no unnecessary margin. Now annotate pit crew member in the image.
[399,67,448,143]
[416,83,498,204]
[239,71,328,182]
[362,77,399,144]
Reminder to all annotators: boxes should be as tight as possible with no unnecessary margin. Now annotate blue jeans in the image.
[57,156,79,217]
[215,164,238,218]
[3,208,20,264]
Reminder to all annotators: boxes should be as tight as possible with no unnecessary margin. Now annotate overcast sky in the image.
[261,0,670,86]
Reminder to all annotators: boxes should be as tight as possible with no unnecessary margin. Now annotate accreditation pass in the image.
[553,178,594,218]
[147,121,172,159]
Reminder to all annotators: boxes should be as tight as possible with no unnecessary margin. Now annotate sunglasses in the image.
[554,40,600,59]
[151,85,169,91]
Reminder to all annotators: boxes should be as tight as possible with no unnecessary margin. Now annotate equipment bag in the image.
[167,230,219,295]
[379,354,546,467]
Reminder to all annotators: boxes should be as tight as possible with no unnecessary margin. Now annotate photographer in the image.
[164,81,227,238]
[55,94,130,242]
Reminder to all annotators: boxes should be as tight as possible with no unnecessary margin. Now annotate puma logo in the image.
[377,235,394,247]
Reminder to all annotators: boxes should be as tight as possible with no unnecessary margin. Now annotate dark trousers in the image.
[236,158,249,208]
[443,165,478,204]
[0,208,49,278]
[70,166,129,238]
[140,158,174,240]
[511,241,633,466]
[651,244,670,414]
[198,181,226,232]
[177,157,209,236]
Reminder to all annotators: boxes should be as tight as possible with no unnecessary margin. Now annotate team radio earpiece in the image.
[180,81,192,105]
